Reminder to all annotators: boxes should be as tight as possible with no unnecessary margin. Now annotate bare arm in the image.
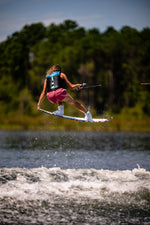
[61,73,82,90]
[37,79,47,110]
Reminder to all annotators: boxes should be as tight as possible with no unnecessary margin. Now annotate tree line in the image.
[0,20,150,116]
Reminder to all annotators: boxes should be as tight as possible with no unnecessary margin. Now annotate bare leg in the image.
[63,93,87,114]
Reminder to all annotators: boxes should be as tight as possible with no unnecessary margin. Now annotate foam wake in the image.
[0,167,150,224]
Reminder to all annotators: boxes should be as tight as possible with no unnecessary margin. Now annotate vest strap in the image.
[46,71,60,89]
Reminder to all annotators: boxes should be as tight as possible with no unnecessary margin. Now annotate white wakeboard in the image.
[39,108,109,123]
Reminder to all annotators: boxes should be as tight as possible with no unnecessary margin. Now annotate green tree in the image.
[0,20,150,117]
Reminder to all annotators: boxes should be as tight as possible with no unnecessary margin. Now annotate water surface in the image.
[0,130,150,170]
[0,130,150,224]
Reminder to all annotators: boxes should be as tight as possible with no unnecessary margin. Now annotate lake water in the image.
[0,130,150,224]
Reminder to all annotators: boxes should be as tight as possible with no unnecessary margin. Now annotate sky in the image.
[0,0,150,42]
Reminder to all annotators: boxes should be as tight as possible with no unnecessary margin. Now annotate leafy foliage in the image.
[0,20,150,117]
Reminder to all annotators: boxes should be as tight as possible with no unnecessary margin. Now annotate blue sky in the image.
[0,0,150,42]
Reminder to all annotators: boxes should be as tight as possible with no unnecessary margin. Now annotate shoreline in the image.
[0,115,150,132]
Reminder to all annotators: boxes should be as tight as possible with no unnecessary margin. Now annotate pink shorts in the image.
[47,88,67,104]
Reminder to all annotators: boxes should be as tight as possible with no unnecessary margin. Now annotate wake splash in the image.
[0,167,150,224]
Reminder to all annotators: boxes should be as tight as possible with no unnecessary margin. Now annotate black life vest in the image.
[46,70,66,92]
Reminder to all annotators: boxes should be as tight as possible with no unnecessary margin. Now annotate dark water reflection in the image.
[0,130,150,170]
